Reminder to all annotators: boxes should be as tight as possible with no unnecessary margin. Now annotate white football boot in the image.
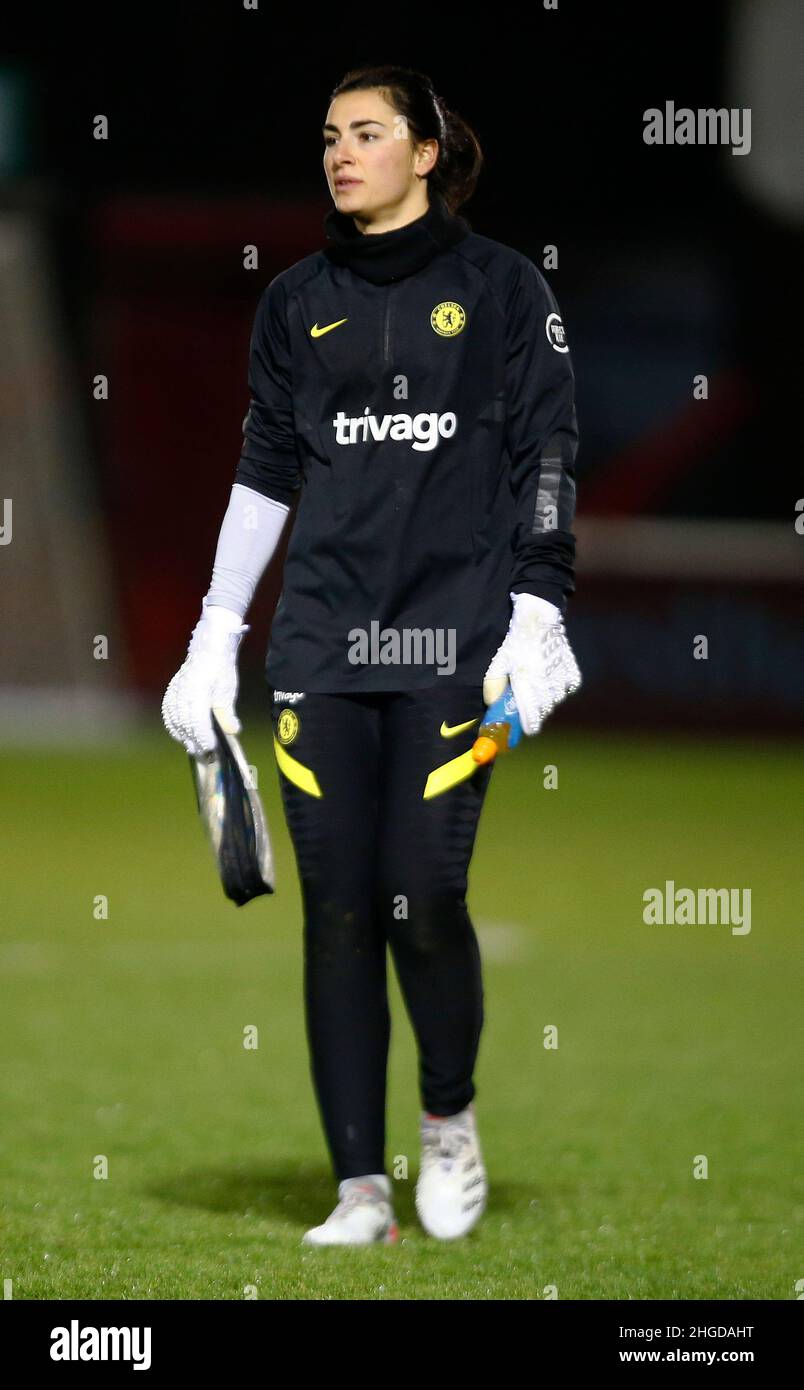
[302,1174,398,1246]
[415,1103,488,1239]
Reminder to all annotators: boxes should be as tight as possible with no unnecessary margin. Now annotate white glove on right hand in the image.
[161,599,249,757]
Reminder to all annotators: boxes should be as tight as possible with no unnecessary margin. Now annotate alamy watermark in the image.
[643,881,751,935]
[50,1322,151,1370]
[347,622,456,675]
[643,102,751,156]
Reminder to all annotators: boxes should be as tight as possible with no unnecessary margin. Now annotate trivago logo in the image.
[332,407,457,452]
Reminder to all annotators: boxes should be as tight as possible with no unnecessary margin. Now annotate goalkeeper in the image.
[162,65,581,1246]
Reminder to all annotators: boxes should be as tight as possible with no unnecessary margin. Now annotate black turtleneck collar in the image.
[322,188,471,285]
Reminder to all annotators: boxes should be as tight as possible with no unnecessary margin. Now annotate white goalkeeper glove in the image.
[483,591,582,735]
[161,597,249,757]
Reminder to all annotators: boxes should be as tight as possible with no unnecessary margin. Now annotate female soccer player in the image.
[163,64,581,1245]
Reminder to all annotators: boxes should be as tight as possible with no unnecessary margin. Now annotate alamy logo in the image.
[643,102,751,156]
[51,1321,151,1370]
[347,622,456,675]
[332,407,457,452]
[642,881,751,935]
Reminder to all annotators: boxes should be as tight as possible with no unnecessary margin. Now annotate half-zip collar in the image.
[322,187,471,285]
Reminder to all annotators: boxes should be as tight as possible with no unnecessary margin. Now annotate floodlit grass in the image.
[1,728,801,1299]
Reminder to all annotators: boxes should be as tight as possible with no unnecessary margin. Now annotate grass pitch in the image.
[1,724,802,1299]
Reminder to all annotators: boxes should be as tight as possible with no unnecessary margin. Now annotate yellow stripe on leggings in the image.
[273,735,323,797]
[422,749,480,800]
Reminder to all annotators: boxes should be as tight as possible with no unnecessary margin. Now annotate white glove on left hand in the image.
[483,592,582,735]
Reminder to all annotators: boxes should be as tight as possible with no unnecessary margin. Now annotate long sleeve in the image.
[204,483,290,617]
[234,276,303,507]
[503,256,579,612]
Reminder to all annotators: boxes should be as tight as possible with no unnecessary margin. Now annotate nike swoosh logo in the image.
[440,718,480,739]
[310,318,348,338]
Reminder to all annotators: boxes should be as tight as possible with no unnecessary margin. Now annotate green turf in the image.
[1,727,802,1299]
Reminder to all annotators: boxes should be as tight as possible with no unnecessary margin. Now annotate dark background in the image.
[1,0,801,730]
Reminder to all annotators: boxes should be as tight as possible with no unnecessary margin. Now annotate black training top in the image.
[234,188,579,692]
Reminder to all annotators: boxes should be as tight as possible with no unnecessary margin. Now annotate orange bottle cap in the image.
[472,736,498,765]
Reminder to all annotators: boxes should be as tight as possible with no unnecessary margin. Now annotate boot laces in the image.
[333,1181,386,1218]
[424,1119,473,1162]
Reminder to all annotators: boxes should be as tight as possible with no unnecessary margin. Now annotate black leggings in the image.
[270,684,495,1180]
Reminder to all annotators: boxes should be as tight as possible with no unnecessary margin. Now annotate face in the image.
[322,88,437,221]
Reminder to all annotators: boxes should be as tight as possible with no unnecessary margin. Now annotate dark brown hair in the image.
[329,64,483,214]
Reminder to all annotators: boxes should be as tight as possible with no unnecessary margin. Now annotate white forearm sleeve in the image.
[204,483,291,618]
